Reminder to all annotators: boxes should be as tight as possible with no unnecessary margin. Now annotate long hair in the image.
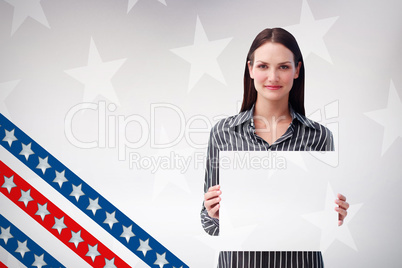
[240,28,305,116]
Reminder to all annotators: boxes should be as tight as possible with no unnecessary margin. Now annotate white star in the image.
[302,183,362,251]
[285,0,338,63]
[2,129,17,147]
[137,238,152,257]
[53,170,68,188]
[170,16,232,92]
[86,244,101,262]
[126,0,138,12]
[36,156,51,174]
[87,197,102,216]
[70,183,85,202]
[365,80,402,155]
[332,202,363,251]
[103,211,118,229]
[32,253,47,268]
[18,189,33,207]
[104,257,117,268]
[152,168,191,200]
[127,0,166,13]
[64,37,126,105]
[127,0,138,12]
[154,252,169,268]
[19,142,34,161]
[0,226,13,244]
[0,80,20,118]
[120,225,135,243]
[35,203,50,221]
[2,175,17,193]
[15,240,30,258]
[52,216,67,234]
[69,230,84,248]
[4,0,50,35]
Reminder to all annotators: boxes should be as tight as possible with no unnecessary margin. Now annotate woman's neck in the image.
[253,97,291,122]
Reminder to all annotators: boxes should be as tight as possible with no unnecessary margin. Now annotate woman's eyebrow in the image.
[255,60,292,65]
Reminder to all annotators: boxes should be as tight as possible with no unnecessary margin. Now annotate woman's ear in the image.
[248,61,254,79]
[294,61,302,79]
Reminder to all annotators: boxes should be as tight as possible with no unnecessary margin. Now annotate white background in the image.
[0,0,402,267]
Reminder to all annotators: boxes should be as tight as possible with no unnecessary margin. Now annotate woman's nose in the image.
[268,69,279,82]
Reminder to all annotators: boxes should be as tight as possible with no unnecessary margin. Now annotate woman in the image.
[201,28,349,267]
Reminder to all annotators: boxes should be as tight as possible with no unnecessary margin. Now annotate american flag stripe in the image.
[0,160,130,268]
[0,214,64,268]
[0,260,7,268]
[0,113,188,268]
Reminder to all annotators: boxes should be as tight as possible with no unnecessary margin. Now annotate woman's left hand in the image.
[335,193,349,226]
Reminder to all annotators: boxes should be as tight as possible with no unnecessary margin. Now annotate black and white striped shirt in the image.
[201,104,334,268]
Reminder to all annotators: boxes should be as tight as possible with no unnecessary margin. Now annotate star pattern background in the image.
[0,0,401,267]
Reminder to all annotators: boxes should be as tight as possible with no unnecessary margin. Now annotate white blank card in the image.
[219,151,338,251]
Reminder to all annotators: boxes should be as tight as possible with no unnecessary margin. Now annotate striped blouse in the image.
[201,104,334,268]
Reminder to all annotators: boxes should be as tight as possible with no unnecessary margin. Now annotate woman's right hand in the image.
[204,185,222,219]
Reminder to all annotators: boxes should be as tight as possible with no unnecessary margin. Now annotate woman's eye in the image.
[280,65,290,70]
[257,65,268,69]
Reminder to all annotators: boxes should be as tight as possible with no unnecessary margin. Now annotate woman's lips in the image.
[264,85,282,90]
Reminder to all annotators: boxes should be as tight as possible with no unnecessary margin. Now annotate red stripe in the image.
[0,260,8,268]
[0,161,130,268]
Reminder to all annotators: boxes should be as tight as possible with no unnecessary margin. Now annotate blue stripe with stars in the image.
[0,214,64,268]
[0,113,188,268]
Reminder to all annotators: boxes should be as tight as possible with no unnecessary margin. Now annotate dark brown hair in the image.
[240,28,305,116]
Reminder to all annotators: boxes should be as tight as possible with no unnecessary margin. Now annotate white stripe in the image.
[313,125,323,151]
[293,123,301,150]
[306,128,311,151]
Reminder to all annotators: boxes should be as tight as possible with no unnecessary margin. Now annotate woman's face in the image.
[248,42,301,104]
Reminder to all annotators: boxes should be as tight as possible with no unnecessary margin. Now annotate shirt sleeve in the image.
[325,126,335,151]
[200,127,220,236]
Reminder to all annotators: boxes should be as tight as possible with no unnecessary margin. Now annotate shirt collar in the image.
[228,105,254,128]
[229,103,319,130]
